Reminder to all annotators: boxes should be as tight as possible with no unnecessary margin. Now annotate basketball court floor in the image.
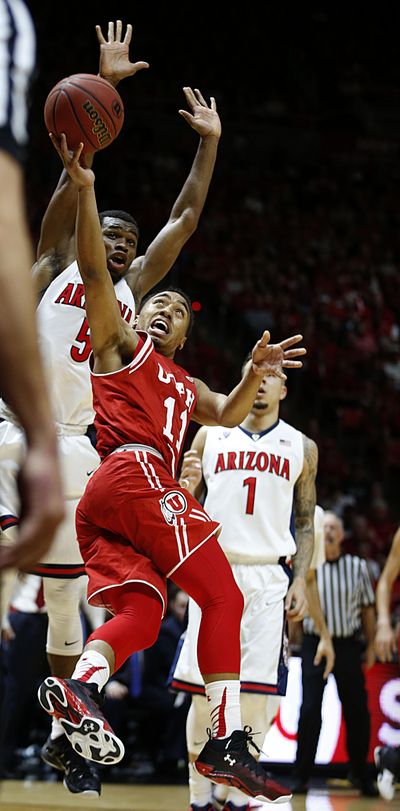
[0,780,397,811]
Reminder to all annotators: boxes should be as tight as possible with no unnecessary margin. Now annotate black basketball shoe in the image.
[195,728,292,804]
[375,745,400,801]
[189,805,214,810]
[38,676,124,765]
[41,733,101,796]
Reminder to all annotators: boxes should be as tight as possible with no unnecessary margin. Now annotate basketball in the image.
[44,73,124,153]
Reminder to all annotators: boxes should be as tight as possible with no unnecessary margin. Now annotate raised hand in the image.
[251,331,306,380]
[49,133,95,189]
[179,87,221,139]
[96,20,149,87]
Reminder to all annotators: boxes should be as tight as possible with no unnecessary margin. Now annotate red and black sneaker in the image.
[38,676,124,765]
[195,728,292,805]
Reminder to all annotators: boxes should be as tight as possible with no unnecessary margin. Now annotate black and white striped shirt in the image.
[0,0,36,155]
[303,553,375,638]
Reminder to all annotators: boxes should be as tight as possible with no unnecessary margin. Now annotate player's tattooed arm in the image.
[292,435,318,580]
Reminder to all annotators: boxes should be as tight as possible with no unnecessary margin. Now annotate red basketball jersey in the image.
[91,332,197,476]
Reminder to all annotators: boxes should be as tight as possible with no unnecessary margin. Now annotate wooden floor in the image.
[0,780,397,811]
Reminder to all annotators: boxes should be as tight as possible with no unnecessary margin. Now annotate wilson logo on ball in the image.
[82,100,112,146]
[111,100,123,117]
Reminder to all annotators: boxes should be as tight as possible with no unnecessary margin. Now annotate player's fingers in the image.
[283,347,307,357]
[194,88,207,106]
[182,86,197,107]
[123,23,133,45]
[279,334,303,349]
[59,132,74,161]
[133,61,150,71]
[210,96,217,111]
[115,19,122,41]
[74,142,84,163]
[95,24,106,45]
[49,132,62,156]
[107,21,114,43]
[282,360,303,368]
[313,651,322,667]
[179,110,195,126]
[256,330,271,348]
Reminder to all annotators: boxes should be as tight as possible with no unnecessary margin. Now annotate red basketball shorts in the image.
[76,447,220,616]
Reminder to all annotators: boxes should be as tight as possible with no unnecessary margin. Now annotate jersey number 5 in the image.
[71,317,92,362]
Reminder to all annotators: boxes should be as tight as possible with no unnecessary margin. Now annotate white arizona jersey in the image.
[201,419,304,559]
[34,261,135,427]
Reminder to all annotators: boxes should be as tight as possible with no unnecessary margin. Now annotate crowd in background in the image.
[24,7,400,579]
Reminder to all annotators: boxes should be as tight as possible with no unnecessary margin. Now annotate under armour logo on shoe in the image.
[224,754,236,766]
[84,722,96,732]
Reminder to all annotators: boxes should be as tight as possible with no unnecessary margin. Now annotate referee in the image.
[291,510,378,797]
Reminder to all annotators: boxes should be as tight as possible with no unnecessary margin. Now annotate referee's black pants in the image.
[293,634,371,782]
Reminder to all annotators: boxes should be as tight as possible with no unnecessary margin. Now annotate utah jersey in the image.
[202,419,304,559]
[91,332,197,476]
[34,261,135,428]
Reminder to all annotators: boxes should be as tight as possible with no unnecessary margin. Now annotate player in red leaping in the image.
[37,134,306,805]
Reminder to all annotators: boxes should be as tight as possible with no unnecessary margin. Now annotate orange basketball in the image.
[44,73,124,153]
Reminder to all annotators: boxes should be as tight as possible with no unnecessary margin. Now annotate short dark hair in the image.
[99,209,139,237]
[139,286,194,336]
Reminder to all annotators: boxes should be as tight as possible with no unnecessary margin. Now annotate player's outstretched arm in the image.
[375,526,400,662]
[127,87,221,305]
[34,20,148,294]
[193,331,306,427]
[51,135,138,367]
[0,154,65,570]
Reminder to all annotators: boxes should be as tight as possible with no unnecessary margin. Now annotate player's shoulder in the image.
[50,259,80,285]
[276,418,305,444]
[205,424,235,441]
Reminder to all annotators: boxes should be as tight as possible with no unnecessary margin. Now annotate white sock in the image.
[188,761,212,806]
[226,785,250,806]
[205,679,242,739]
[50,717,64,740]
[71,650,110,692]
[213,783,228,805]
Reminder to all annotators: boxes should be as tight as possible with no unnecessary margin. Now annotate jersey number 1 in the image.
[243,476,256,514]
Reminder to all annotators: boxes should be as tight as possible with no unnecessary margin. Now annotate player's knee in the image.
[137,622,160,651]
[0,525,18,547]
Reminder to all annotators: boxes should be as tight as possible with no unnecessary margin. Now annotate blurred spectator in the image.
[140,585,190,778]
[0,574,50,777]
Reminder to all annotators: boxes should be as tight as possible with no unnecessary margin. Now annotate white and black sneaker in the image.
[38,676,124,766]
[374,745,400,801]
[41,733,101,796]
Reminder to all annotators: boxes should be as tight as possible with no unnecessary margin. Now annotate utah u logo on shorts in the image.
[159,490,188,526]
